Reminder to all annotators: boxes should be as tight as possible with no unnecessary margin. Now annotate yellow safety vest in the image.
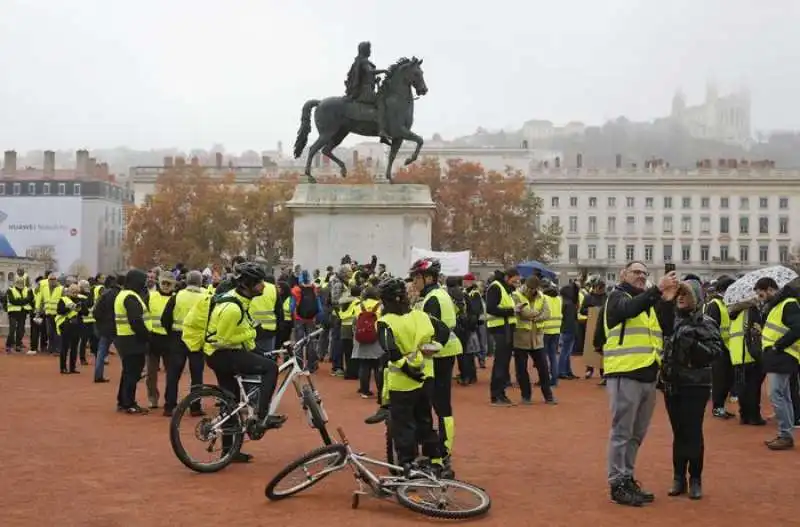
[172,286,208,332]
[34,286,43,312]
[282,297,291,320]
[762,298,800,362]
[513,291,546,331]
[416,287,462,358]
[542,295,562,335]
[703,297,731,348]
[728,310,755,365]
[148,291,171,335]
[602,292,662,375]
[340,301,358,327]
[249,282,278,331]
[577,290,588,322]
[203,292,256,356]
[6,287,27,313]
[93,285,104,301]
[79,293,95,323]
[383,310,435,392]
[44,284,63,316]
[486,281,517,328]
[55,297,77,335]
[114,290,151,336]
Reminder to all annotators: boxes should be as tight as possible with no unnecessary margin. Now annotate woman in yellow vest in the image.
[56,284,83,374]
[145,273,176,409]
[727,299,766,426]
[512,276,556,404]
[541,283,562,387]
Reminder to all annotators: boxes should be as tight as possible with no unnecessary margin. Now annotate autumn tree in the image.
[236,176,297,265]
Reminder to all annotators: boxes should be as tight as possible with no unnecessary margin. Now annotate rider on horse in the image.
[344,41,390,142]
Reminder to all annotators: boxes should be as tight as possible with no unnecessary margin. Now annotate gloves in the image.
[400,362,425,382]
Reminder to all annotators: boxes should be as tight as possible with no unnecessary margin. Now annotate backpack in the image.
[296,287,319,319]
[354,301,380,344]
[181,292,244,352]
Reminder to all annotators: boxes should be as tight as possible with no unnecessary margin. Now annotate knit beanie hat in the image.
[679,279,704,308]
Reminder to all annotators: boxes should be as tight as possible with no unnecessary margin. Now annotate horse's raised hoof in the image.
[403,157,414,166]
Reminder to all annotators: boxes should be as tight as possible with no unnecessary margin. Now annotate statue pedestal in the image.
[287,184,435,275]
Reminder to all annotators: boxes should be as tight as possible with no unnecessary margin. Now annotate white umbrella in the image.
[723,265,798,306]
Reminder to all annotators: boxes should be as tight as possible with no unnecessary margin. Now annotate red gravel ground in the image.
[2,352,798,527]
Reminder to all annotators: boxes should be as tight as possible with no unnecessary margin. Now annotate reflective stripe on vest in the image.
[148,291,170,335]
[45,284,63,315]
[577,290,588,322]
[416,287,462,358]
[382,311,435,392]
[249,282,278,331]
[542,296,562,335]
[114,290,151,336]
[79,293,95,323]
[55,298,77,335]
[762,298,800,362]
[602,292,661,374]
[703,297,731,347]
[728,310,755,365]
[173,287,208,332]
[6,287,26,312]
[486,281,517,328]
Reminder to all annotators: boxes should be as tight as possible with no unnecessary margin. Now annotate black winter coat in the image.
[661,310,725,390]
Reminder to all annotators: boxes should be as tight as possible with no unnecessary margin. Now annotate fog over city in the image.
[1,0,798,155]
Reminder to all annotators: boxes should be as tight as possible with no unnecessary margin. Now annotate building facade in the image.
[1,150,133,275]
[532,166,800,282]
[670,83,751,147]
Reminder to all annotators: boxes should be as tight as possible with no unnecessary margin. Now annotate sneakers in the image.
[610,479,644,507]
[765,436,794,450]
[712,407,734,419]
[26,350,37,356]
[629,478,654,503]
[365,406,390,424]
[490,397,515,407]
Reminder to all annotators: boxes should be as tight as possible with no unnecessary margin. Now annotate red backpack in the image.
[354,301,380,344]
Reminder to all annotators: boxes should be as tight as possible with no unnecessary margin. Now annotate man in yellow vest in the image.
[704,275,737,419]
[29,276,46,354]
[512,276,556,404]
[604,261,677,506]
[728,298,766,426]
[249,273,281,356]
[5,276,32,353]
[409,258,462,468]
[162,270,207,417]
[42,272,63,354]
[755,277,800,450]
[114,269,152,414]
[486,267,521,406]
[145,272,176,409]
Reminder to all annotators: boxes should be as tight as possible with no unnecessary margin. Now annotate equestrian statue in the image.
[292,41,428,182]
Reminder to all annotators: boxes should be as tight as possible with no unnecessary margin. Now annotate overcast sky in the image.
[1,0,797,152]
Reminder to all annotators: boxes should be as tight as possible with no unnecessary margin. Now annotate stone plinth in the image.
[287,184,435,275]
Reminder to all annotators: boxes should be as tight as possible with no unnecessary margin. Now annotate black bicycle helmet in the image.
[378,276,408,302]
[409,257,441,276]
[233,262,267,287]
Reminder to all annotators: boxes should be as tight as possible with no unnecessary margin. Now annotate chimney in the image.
[163,156,174,167]
[215,152,223,169]
[99,162,110,179]
[88,158,97,176]
[76,149,89,174]
[554,156,561,168]
[352,150,359,165]
[615,154,622,168]
[3,150,17,175]
[190,156,199,166]
[576,153,583,169]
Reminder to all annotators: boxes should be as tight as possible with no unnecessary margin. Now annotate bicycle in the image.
[169,327,331,473]
[264,427,491,520]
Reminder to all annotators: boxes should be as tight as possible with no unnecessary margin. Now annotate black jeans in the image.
[59,323,80,371]
[30,315,44,352]
[164,335,205,412]
[489,327,513,401]
[665,385,710,479]
[791,369,800,422]
[711,353,733,407]
[432,356,455,456]
[737,363,765,422]
[205,349,279,420]
[389,381,441,466]
[78,322,98,361]
[117,352,146,409]
[342,339,359,379]
[5,312,26,349]
[514,348,554,401]
[359,358,383,395]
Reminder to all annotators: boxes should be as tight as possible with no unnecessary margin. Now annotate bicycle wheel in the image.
[169,386,244,473]
[395,478,491,519]
[264,444,348,501]
[300,384,332,445]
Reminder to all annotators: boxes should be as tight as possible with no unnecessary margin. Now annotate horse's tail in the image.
[293,99,321,159]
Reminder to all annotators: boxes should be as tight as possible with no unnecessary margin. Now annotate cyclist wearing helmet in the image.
[373,276,452,474]
[408,258,462,468]
[204,262,286,463]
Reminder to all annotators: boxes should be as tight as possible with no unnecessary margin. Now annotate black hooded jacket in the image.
[114,269,151,354]
[661,310,725,390]
[761,285,800,374]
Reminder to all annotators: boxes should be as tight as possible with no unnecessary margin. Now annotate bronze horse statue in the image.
[292,57,428,183]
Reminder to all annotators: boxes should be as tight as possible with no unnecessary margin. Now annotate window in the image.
[550,216,559,228]
[663,215,673,233]
[644,245,653,263]
[625,245,635,261]
[663,244,673,262]
[73,183,81,196]
[720,216,729,234]
[739,216,749,235]
[759,245,769,264]
[551,196,559,208]
[607,244,617,261]
[58,183,66,196]
[682,197,691,209]
[645,197,653,209]
[700,245,710,262]
[759,197,768,209]
[681,244,691,263]
[588,197,597,208]
[740,245,749,263]
[28,183,36,195]
[701,197,710,209]
[700,216,710,233]
[779,245,789,263]
[608,196,616,208]
[681,216,692,234]
[588,216,597,233]
[568,244,578,262]
[569,216,578,233]
[779,216,789,235]
[759,216,769,235]
[588,244,597,260]
[43,182,51,195]
[607,216,616,233]
[0,183,6,195]
[720,197,729,209]
[626,196,635,208]
[644,216,654,233]
[13,183,21,196]
[740,197,749,209]
[569,196,578,207]
[779,197,788,209]
[664,196,673,209]
[720,245,729,261]
[626,216,635,234]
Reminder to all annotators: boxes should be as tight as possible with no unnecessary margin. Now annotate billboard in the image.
[0,197,83,273]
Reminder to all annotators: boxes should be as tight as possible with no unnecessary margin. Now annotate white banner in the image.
[410,247,470,276]
[0,197,83,273]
